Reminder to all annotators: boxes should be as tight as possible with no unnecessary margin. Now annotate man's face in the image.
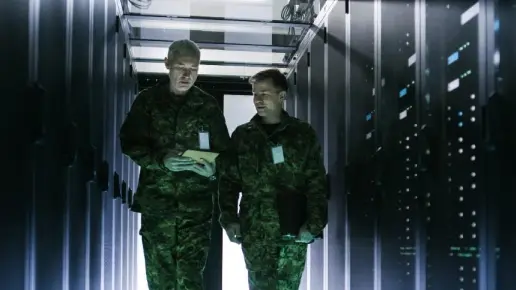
[164,55,200,94]
[252,80,285,117]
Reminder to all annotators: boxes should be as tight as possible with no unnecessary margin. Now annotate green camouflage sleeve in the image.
[304,127,328,236]
[119,92,168,170]
[209,104,231,153]
[217,128,242,229]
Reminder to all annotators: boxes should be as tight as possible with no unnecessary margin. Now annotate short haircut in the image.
[167,39,201,62]
[249,69,289,92]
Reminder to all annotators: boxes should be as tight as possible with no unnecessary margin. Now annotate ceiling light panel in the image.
[128,0,286,22]
[134,62,286,77]
[127,18,303,35]
[131,47,286,65]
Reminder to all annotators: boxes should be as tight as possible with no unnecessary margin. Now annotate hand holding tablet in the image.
[181,150,219,164]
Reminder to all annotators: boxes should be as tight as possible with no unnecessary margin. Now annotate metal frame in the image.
[373,2,383,290]
[119,0,331,76]
[285,0,338,78]
[478,1,497,289]
[414,1,427,290]
[133,58,287,68]
[130,38,296,53]
[124,13,311,29]
[115,0,138,72]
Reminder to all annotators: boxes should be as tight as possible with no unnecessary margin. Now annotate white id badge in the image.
[271,145,285,164]
[199,132,210,150]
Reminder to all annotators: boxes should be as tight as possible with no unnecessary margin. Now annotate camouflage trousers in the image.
[140,213,212,290]
[242,241,307,290]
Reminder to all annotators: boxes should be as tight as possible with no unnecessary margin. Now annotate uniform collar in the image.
[247,110,292,133]
[156,80,205,107]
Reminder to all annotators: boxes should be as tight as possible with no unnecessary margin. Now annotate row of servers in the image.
[2,0,516,289]
[2,0,143,289]
[286,1,516,289]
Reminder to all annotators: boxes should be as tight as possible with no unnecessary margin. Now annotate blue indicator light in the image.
[448,51,459,65]
[366,113,372,121]
[458,111,463,117]
[458,122,463,127]
[494,19,500,32]
[399,88,407,98]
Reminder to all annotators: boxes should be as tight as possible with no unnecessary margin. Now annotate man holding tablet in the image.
[120,39,230,290]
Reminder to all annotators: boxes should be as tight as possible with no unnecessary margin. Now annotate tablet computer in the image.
[181,150,219,163]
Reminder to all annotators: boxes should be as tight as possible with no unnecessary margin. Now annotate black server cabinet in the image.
[2,0,139,289]
[104,1,119,289]
[287,72,297,114]
[435,2,483,289]
[326,2,349,290]
[288,47,309,290]
[34,0,69,288]
[423,2,454,290]
[89,0,109,287]
[493,1,516,289]
[292,1,516,289]
[347,1,377,290]
[296,52,310,122]
[113,23,124,290]
[307,26,327,290]
[378,2,422,290]
[423,1,492,289]
[68,0,98,288]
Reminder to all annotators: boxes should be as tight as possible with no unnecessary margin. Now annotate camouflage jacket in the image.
[120,81,230,216]
[218,111,328,239]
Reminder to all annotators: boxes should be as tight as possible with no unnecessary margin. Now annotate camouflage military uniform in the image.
[218,111,328,290]
[120,81,230,290]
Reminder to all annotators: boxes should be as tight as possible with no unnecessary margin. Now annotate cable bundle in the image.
[281,0,316,23]
[281,0,316,44]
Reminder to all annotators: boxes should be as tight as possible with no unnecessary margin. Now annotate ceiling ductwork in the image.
[113,0,336,78]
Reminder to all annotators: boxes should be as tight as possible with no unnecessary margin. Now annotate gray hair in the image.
[167,39,201,62]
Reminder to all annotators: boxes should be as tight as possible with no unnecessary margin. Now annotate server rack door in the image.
[307,26,327,290]
[35,0,69,288]
[89,0,109,287]
[447,3,484,290]
[492,1,516,289]
[296,52,310,122]
[112,20,124,290]
[103,1,118,289]
[68,0,95,287]
[424,2,487,289]
[295,50,310,290]
[379,1,420,290]
[0,0,31,289]
[286,72,298,116]
[325,2,349,290]
[347,1,377,290]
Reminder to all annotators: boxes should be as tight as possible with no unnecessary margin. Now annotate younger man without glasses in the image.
[218,69,328,290]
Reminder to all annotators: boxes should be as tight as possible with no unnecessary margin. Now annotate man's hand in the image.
[163,152,196,172]
[224,223,242,244]
[295,224,314,244]
[189,158,216,178]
